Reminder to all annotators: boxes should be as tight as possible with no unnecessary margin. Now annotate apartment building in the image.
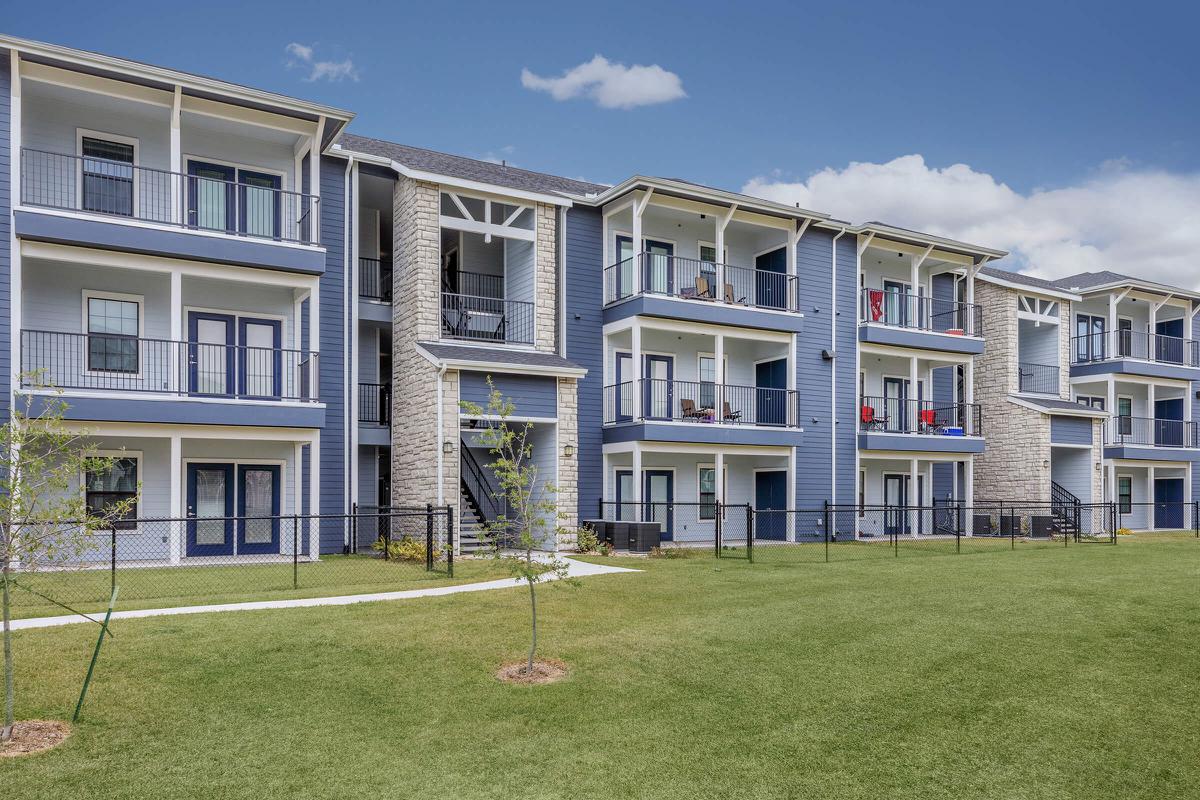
[9,33,1188,562]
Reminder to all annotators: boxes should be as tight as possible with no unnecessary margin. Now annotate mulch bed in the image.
[0,720,71,757]
[495,658,568,685]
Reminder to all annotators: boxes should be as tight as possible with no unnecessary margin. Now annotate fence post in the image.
[715,501,722,559]
[292,513,299,589]
[745,505,753,563]
[110,527,117,596]
[823,501,830,564]
[1009,504,1015,550]
[446,504,455,577]
[425,503,434,572]
[956,517,961,555]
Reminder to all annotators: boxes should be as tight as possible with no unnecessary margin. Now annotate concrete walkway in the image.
[11,555,640,632]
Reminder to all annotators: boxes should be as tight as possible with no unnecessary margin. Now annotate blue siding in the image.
[1050,415,1092,445]
[459,371,558,418]
[932,462,955,504]
[319,156,346,550]
[0,50,10,419]
[564,207,604,521]
[794,228,856,508]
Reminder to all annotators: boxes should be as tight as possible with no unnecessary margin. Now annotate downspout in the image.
[342,155,355,541]
[436,363,449,507]
[830,227,848,506]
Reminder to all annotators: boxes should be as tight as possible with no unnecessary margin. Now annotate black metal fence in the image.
[359,257,392,302]
[593,500,1123,564]
[1104,415,1199,448]
[859,395,982,436]
[602,253,800,312]
[858,287,983,337]
[1018,362,1059,395]
[440,292,534,345]
[10,507,454,615]
[1115,501,1200,534]
[358,382,391,425]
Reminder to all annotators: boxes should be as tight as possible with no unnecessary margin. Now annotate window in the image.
[698,466,726,520]
[80,135,135,216]
[85,456,138,530]
[1118,397,1133,436]
[86,294,140,373]
[1117,476,1132,514]
[1076,314,1106,362]
[1076,395,1106,411]
[699,355,717,410]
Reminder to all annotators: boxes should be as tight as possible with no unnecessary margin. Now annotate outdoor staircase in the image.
[458,481,491,553]
[1050,481,1082,538]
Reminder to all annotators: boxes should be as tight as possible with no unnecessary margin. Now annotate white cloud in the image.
[521,55,686,110]
[285,42,359,83]
[742,155,1200,289]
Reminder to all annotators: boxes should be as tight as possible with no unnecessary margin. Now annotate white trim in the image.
[82,448,143,534]
[82,288,145,378]
[76,127,140,215]
[183,153,289,192]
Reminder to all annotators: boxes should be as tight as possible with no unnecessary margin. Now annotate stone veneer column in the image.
[391,176,444,508]
[555,377,579,547]
[534,203,558,352]
[1058,299,1073,398]
[1090,418,1105,503]
[972,280,1052,502]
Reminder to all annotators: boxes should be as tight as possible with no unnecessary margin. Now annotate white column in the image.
[170,86,182,224]
[964,457,975,529]
[631,322,643,420]
[1148,466,1156,530]
[168,434,182,564]
[714,217,725,301]
[602,451,611,507]
[10,51,22,400]
[714,451,725,506]
[310,118,325,245]
[909,355,919,431]
[714,333,725,421]
[308,284,320,397]
[631,193,643,295]
[965,359,975,406]
[908,457,920,537]
[170,271,182,390]
[631,443,643,518]
[1108,463,1117,505]
[1148,383,1156,422]
[910,255,920,327]
[308,431,321,559]
[787,447,797,543]
[1108,294,1118,358]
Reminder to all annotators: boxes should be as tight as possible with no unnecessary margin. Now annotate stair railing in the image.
[1050,480,1082,533]
[461,443,506,523]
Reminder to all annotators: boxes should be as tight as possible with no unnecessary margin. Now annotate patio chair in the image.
[917,408,940,434]
[860,405,887,431]
[724,283,747,305]
[694,276,714,300]
[681,398,706,421]
[722,401,742,423]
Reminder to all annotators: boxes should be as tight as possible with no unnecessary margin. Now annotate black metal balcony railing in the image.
[440,293,534,345]
[1072,331,1200,368]
[358,382,391,425]
[358,258,392,302]
[859,396,982,437]
[858,287,983,337]
[603,253,799,312]
[602,379,800,427]
[20,148,319,245]
[447,270,505,300]
[1018,362,1060,395]
[1105,415,1199,448]
[21,330,318,402]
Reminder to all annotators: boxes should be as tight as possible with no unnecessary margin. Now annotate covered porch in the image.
[1107,461,1193,531]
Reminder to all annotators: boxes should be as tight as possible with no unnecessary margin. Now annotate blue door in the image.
[187,161,236,232]
[755,359,788,426]
[188,312,236,396]
[237,465,281,554]
[1154,398,1184,447]
[186,463,235,556]
[614,352,634,422]
[1156,318,1184,363]
[644,470,674,540]
[237,169,282,239]
[1154,478,1184,529]
[754,471,788,541]
[237,317,283,399]
[883,474,909,536]
[753,247,787,309]
[643,355,674,420]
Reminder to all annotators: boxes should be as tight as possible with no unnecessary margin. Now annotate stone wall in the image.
[535,203,558,352]
[556,377,579,546]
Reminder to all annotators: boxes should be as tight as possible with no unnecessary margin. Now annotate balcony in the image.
[440,293,534,346]
[1071,331,1200,380]
[1018,362,1060,395]
[17,148,323,273]
[358,258,392,302]
[857,287,984,354]
[857,396,983,453]
[19,329,322,427]
[358,382,391,425]
[601,253,804,333]
[1103,415,1200,461]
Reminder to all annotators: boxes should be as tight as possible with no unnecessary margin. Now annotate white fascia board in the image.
[846,222,1008,261]
[1074,281,1200,303]
[328,145,574,207]
[975,272,1081,302]
[414,344,587,378]
[1007,395,1109,418]
[1,35,353,127]
[580,176,828,223]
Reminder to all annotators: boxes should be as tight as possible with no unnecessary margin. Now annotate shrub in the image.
[372,536,442,562]
[1117,527,1134,536]
[575,524,599,553]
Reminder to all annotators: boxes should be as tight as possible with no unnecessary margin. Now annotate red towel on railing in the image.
[869,289,884,321]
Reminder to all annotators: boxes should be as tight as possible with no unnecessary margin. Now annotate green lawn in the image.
[9,556,512,619]
[2,534,1197,799]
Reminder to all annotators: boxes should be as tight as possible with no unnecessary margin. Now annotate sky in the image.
[7,0,1200,286]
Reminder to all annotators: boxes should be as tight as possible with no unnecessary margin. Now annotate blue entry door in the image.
[643,355,674,420]
[1155,318,1184,364]
[753,247,787,309]
[614,352,634,422]
[755,359,788,426]
[186,463,235,556]
[754,470,788,541]
[187,161,237,232]
[1154,478,1184,529]
[644,470,674,540]
[188,312,236,396]
[883,473,909,536]
[237,169,282,239]
[238,317,283,399]
[237,465,281,554]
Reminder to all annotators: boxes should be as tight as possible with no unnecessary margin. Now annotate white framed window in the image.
[1117,475,1133,514]
[83,290,143,375]
[84,450,141,531]
[697,464,727,520]
[76,129,139,217]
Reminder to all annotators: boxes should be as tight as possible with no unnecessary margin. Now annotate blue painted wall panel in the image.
[563,207,604,520]
[459,371,558,418]
[1050,415,1092,445]
[0,50,10,419]
[318,156,346,551]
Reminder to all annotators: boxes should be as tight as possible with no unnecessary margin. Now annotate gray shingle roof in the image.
[1012,396,1108,417]
[417,342,584,373]
[1051,270,1138,291]
[978,265,1067,293]
[335,133,607,198]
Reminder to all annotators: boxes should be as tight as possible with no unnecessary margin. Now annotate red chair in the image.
[861,405,887,431]
[918,408,938,433]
